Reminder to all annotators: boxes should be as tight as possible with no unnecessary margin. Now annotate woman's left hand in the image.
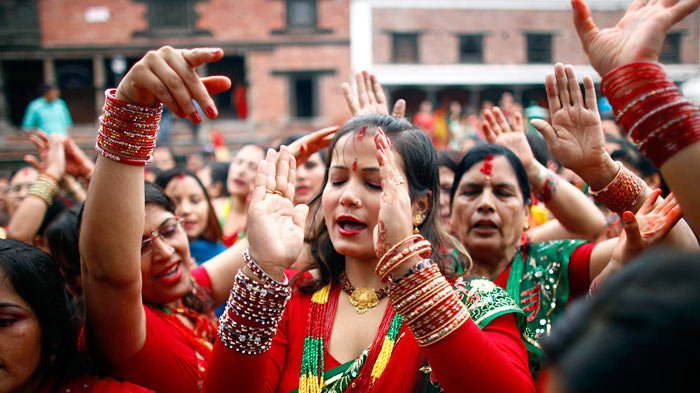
[373,129,413,258]
[342,70,406,118]
[482,106,541,178]
[611,190,683,265]
[287,125,338,166]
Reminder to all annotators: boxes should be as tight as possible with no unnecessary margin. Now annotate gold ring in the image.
[274,190,284,196]
[266,189,274,194]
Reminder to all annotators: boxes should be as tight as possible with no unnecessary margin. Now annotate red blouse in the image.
[203,289,535,393]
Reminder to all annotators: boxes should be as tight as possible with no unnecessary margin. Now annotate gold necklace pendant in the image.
[348,287,379,314]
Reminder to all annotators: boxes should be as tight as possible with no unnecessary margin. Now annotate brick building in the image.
[350,0,700,116]
[0,0,351,140]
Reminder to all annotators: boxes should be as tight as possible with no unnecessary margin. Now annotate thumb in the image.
[392,99,406,118]
[530,119,556,145]
[24,155,41,170]
[621,211,643,249]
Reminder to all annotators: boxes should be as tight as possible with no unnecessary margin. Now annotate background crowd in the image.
[1,1,699,393]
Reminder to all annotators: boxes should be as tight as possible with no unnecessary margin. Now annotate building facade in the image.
[0,0,351,138]
[350,0,700,116]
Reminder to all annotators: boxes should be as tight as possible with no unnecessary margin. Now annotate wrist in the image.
[528,163,548,194]
[577,156,619,191]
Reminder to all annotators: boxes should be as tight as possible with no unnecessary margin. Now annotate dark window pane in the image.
[292,77,316,118]
[660,32,682,63]
[526,33,552,64]
[148,0,192,31]
[287,0,316,28]
[459,34,483,63]
[392,33,419,63]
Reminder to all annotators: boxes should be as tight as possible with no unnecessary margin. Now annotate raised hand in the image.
[64,137,94,179]
[246,146,309,279]
[287,125,338,166]
[530,63,612,181]
[611,189,683,265]
[572,0,700,76]
[482,107,539,177]
[373,129,413,258]
[342,71,406,118]
[115,46,231,122]
[24,133,66,180]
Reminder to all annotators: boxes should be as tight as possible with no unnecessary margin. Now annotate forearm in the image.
[662,143,700,235]
[80,156,144,284]
[532,165,606,238]
[6,196,48,244]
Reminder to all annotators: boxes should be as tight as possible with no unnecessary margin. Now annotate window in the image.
[392,33,419,64]
[0,0,40,48]
[134,0,209,38]
[287,0,316,29]
[660,32,682,63]
[290,75,318,118]
[459,34,484,63]
[526,33,553,64]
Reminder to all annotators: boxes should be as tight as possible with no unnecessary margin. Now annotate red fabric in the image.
[87,267,213,393]
[567,243,595,300]
[38,375,154,393]
[202,290,534,393]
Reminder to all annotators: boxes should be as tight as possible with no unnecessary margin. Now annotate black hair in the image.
[0,239,87,386]
[209,161,230,197]
[144,181,176,213]
[304,114,469,292]
[450,144,532,206]
[437,149,463,173]
[46,204,81,284]
[154,168,223,243]
[542,249,700,393]
[525,131,552,167]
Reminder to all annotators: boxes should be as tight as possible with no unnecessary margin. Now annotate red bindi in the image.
[480,154,494,177]
[352,158,358,171]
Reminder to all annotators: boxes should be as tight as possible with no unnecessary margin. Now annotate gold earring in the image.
[413,213,423,234]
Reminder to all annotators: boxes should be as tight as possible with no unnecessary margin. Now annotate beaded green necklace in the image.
[298,283,403,393]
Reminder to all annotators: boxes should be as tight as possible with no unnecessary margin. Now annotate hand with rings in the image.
[373,128,414,258]
[247,146,309,278]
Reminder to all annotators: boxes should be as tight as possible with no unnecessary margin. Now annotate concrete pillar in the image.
[43,56,54,84]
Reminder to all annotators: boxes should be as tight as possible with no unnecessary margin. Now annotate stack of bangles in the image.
[27,173,60,206]
[589,161,646,215]
[377,235,470,347]
[602,62,700,169]
[218,248,291,354]
[95,89,162,166]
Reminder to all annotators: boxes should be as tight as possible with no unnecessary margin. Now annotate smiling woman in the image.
[0,239,152,393]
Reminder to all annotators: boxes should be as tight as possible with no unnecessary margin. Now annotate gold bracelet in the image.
[27,174,59,206]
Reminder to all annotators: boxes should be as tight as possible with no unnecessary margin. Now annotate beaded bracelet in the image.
[242,247,289,287]
[536,169,559,204]
[589,162,646,215]
[27,173,60,206]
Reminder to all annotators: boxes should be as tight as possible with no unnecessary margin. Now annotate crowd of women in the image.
[2,1,700,392]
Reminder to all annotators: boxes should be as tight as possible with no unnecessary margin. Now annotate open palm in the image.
[573,0,700,76]
[247,147,308,273]
[531,64,608,176]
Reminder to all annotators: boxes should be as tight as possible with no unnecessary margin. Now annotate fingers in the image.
[265,148,278,194]
[554,63,571,107]
[23,155,41,170]
[621,211,644,249]
[492,107,511,132]
[392,99,406,118]
[639,188,662,215]
[658,192,680,215]
[544,73,562,112]
[150,53,200,122]
[668,0,700,25]
[375,128,403,199]
[513,112,525,133]
[582,75,598,111]
[370,73,386,109]
[565,65,582,107]
[363,71,378,106]
[164,49,217,120]
[355,71,369,109]
[572,0,600,50]
[201,76,232,97]
[286,154,297,201]
[252,159,270,204]
[275,146,291,197]
[342,82,361,115]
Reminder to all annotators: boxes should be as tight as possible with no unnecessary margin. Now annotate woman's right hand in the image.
[24,133,66,181]
[287,125,338,166]
[342,70,406,118]
[246,146,309,279]
[115,46,231,123]
[572,0,700,76]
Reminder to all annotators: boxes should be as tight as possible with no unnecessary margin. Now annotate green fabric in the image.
[505,240,587,375]
[289,357,357,393]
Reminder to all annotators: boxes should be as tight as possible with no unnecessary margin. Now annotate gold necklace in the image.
[337,272,390,314]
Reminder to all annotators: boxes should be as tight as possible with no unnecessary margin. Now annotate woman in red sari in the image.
[203,114,536,392]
